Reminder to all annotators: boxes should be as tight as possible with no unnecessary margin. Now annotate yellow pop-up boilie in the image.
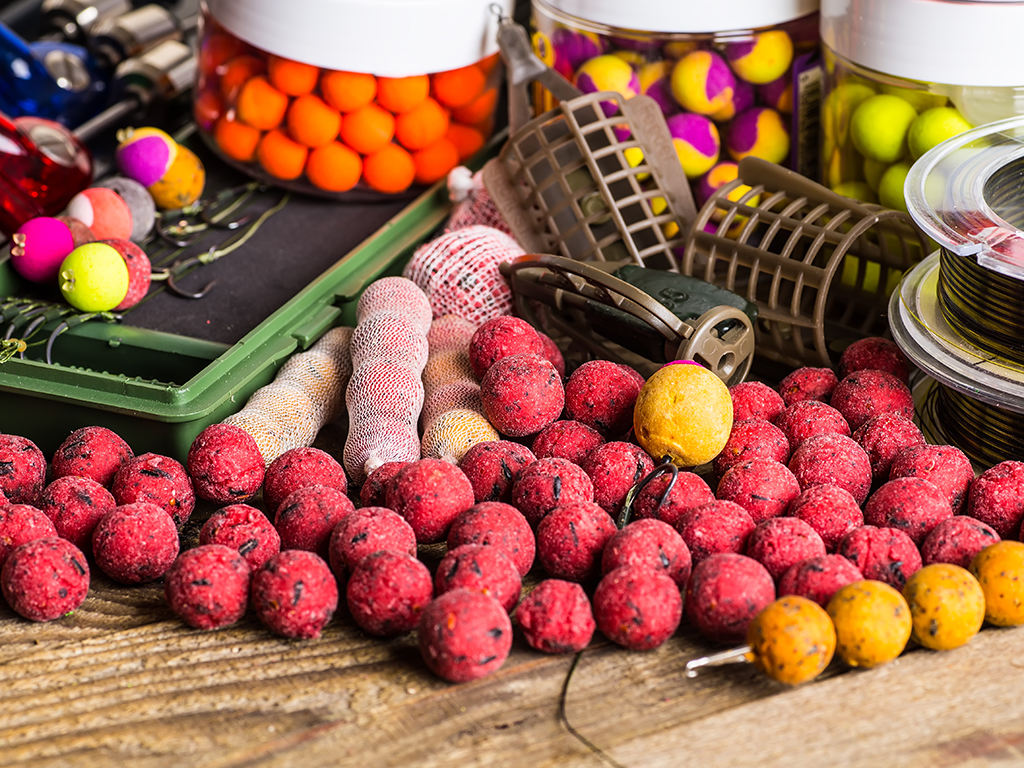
[633,361,733,467]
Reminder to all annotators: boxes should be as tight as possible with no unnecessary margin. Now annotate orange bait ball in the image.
[215,116,262,162]
[220,55,265,99]
[445,123,485,161]
[432,65,487,109]
[256,129,309,180]
[306,142,363,192]
[287,94,343,148]
[267,55,320,96]
[321,70,377,113]
[237,76,289,130]
[451,87,498,126]
[339,104,395,155]
[362,143,415,193]
[377,74,430,113]
[395,97,449,151]
[413,138,460,185]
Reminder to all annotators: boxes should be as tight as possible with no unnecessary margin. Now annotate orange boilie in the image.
[432,65,486,109]
[395,97,449,151]
[220,55,265,99]
[306,142,363,192]
[413,138,460,185]
[257,129,309,180]
[321,71,377,113]
[445,123,485,161]
[377,75,430,114]
[287,94,343,148]
[362,144,415,193]
[340,104,395,155]
[268,55,320,96]
[452,87,497,126]
[237,76,289,131]
[215,117,262,162]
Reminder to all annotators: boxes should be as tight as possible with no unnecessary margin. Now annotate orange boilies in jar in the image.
[321,71,377,113]
[267,55,320,96]
[306,142,363,192]
[287,94,343,147]
[340,104,395,155]
[257,129,309,180]
[362,144,415,193]
[376,75,430,114]
[237,76,289,130]
[395,97,449,151]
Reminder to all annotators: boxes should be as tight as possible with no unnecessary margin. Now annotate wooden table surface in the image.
[4,490,1024,768]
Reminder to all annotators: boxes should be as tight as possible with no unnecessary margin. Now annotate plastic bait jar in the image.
[194,0,511,199]
[530,0,822,192]
[820,0,1024,210]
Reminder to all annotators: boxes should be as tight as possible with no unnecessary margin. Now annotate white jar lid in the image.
[537,0,819,34]
[207,0,513,77]
[822,0,1024,87]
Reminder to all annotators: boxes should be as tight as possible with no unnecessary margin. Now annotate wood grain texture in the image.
[3,561,1024,768]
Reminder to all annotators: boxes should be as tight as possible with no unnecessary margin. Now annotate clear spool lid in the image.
[205,0,513,77]
[905,114,1024,282]
[536,0,819,34]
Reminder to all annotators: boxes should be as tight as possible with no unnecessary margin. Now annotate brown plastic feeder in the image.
[680,157,929,369]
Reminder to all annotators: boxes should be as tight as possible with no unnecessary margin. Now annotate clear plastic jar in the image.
[530,0,821,198]
[820,0,1024,210]
[194,0,509,199]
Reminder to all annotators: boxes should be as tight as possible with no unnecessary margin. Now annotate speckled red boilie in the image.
[967,461,1024,538]
[51,426,133,488]
[511,457,595,527]
[778,554,863,606]
[458,440,536,504]
[675,499,756,563]
[468,315,546,379]
[531,420,605,464]
[745,517,827,582]
[111,453,195,527]
[838,336,910,382]
[685,553,776,644]
[716,459,801,523]
[2,537,89,621]
[38,476,116,552]
[480,353,565,438]
[419,588,513,682]
[187,423,265,503]
[729,380,785,423]
[385,458,476,544]
[778,366,839,406]
[922,516,1001,568]
[515,579,595,653]
[788,434,873,505]
[263,447,348,516]
[582,442,655,518]
[787,484,864,552]
[252,550,338,639]
[0,504,58,568]
[328,506,417,577]
[536,500,617,583]
[830,370,915,432]
[630,471,715,528]
[537,332,566,378]
[889,443,974,514]
[447,502,535,577]
[774,400,851,449]
[435,543,522,613]
[164,545,251,630]
[713,418,790,477]
[346,550,433,636]
[601,518,691,587]
[594,565,682,650]
[836,525,921,589]
[275,484,355,558]
[852,413,925,482]
[199,503,281,572]
[92,502,180,584]
[864,477,953,546]
[359,461,409,507]
[564,360,645,438]
[0,434,46,504]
